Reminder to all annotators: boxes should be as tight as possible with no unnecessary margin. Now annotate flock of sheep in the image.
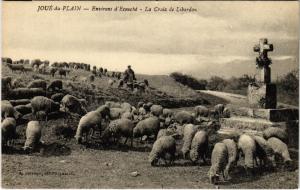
[1,57,294,186]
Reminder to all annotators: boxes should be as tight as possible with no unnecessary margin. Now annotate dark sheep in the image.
[51,93,65,103]
[9,88,46,99]
[14,104,32,115]
[9,99,31,106]
[47,80,63,91]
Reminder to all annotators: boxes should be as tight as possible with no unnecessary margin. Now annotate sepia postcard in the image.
[1,0,299,189]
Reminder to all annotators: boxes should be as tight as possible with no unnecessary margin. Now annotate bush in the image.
[169,72,207,90]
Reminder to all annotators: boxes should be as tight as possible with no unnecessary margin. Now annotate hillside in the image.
[1,64,227,109]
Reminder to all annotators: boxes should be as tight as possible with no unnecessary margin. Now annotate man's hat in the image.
[128,65,131,68]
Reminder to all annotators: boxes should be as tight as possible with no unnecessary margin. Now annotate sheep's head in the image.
[208,167,219,185]
[149,153,159,166]
[74,135,82,144]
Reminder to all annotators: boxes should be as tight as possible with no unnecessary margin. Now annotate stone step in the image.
[219,116,287,132]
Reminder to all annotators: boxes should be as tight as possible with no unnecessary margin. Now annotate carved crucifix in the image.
[253,38,273,84]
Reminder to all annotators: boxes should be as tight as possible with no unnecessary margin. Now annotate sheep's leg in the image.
[202,155,207,165]
[130,136,133,148]
[124,137,128,145]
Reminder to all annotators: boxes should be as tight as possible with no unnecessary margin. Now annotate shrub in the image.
[169,72,207,90]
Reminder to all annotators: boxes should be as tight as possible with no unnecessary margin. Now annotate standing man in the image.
[124,65,136,90]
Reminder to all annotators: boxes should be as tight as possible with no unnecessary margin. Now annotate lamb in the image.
[14,104,32,115]
[149,136,176,166]
[150,105,163,117]
[189,130,209,164]
[208,142,228,184]
[2,117,17,147]
[174,111,194,124]
[222,139,238,178]
[9,88,46,99]
[267,137,292,166]
[162,108,174,118]
[75,106,110,144]
[50,93,65,103]
[194,105,209,117]
[31,96,60,121]
[27,79,47,90]
[263,127,288,144]
[9,99,31,106]
[61,95,87,116]
[181,124,199,159]
[238,134,256,174]
[252,135,275,168]
[133,116,160,139]
[101,118,135,147]
[47,80,63,91]
[23,121,42,151]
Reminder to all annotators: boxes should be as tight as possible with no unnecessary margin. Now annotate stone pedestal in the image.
[218,107,299,147]
[248,83,277,109]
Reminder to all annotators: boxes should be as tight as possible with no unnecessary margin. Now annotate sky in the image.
[2,1,299,78]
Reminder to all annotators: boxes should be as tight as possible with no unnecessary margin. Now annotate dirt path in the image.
[198,90,298,109]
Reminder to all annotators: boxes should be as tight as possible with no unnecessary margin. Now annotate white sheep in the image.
[101,118,135,147]
[31,96,60,121]
[263,127,288,144]
[150,104,163,117]
[133,116,160,140]
[189,130,209,164]
[23,121,42,151]
[121,111,134,120]
[267,137,292,166]
[149,136,176,166]
[252,135,275,168]
[174,111,194,125]
[194,105,209,117]
[181,124,199,159]
[109,108,125,120]
[238,134,256,175]
[208,142,228,184]
[75,106,110,144]
[121,102,131,111]
[156,128,177,140]
[1,101,22,120]
[2,117,17,147]
[105,101,122,108]
[222,139,238,178]
[162,108,174,118]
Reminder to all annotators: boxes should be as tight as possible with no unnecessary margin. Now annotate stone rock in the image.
[130,171,140,177]
[248,83,277,109]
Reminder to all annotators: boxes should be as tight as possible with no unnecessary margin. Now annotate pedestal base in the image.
[248,83,277,109]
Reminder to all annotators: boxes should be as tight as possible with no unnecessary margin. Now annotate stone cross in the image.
[253,38,273,83]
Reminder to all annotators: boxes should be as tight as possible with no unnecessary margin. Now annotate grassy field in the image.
[1,64,298,188]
